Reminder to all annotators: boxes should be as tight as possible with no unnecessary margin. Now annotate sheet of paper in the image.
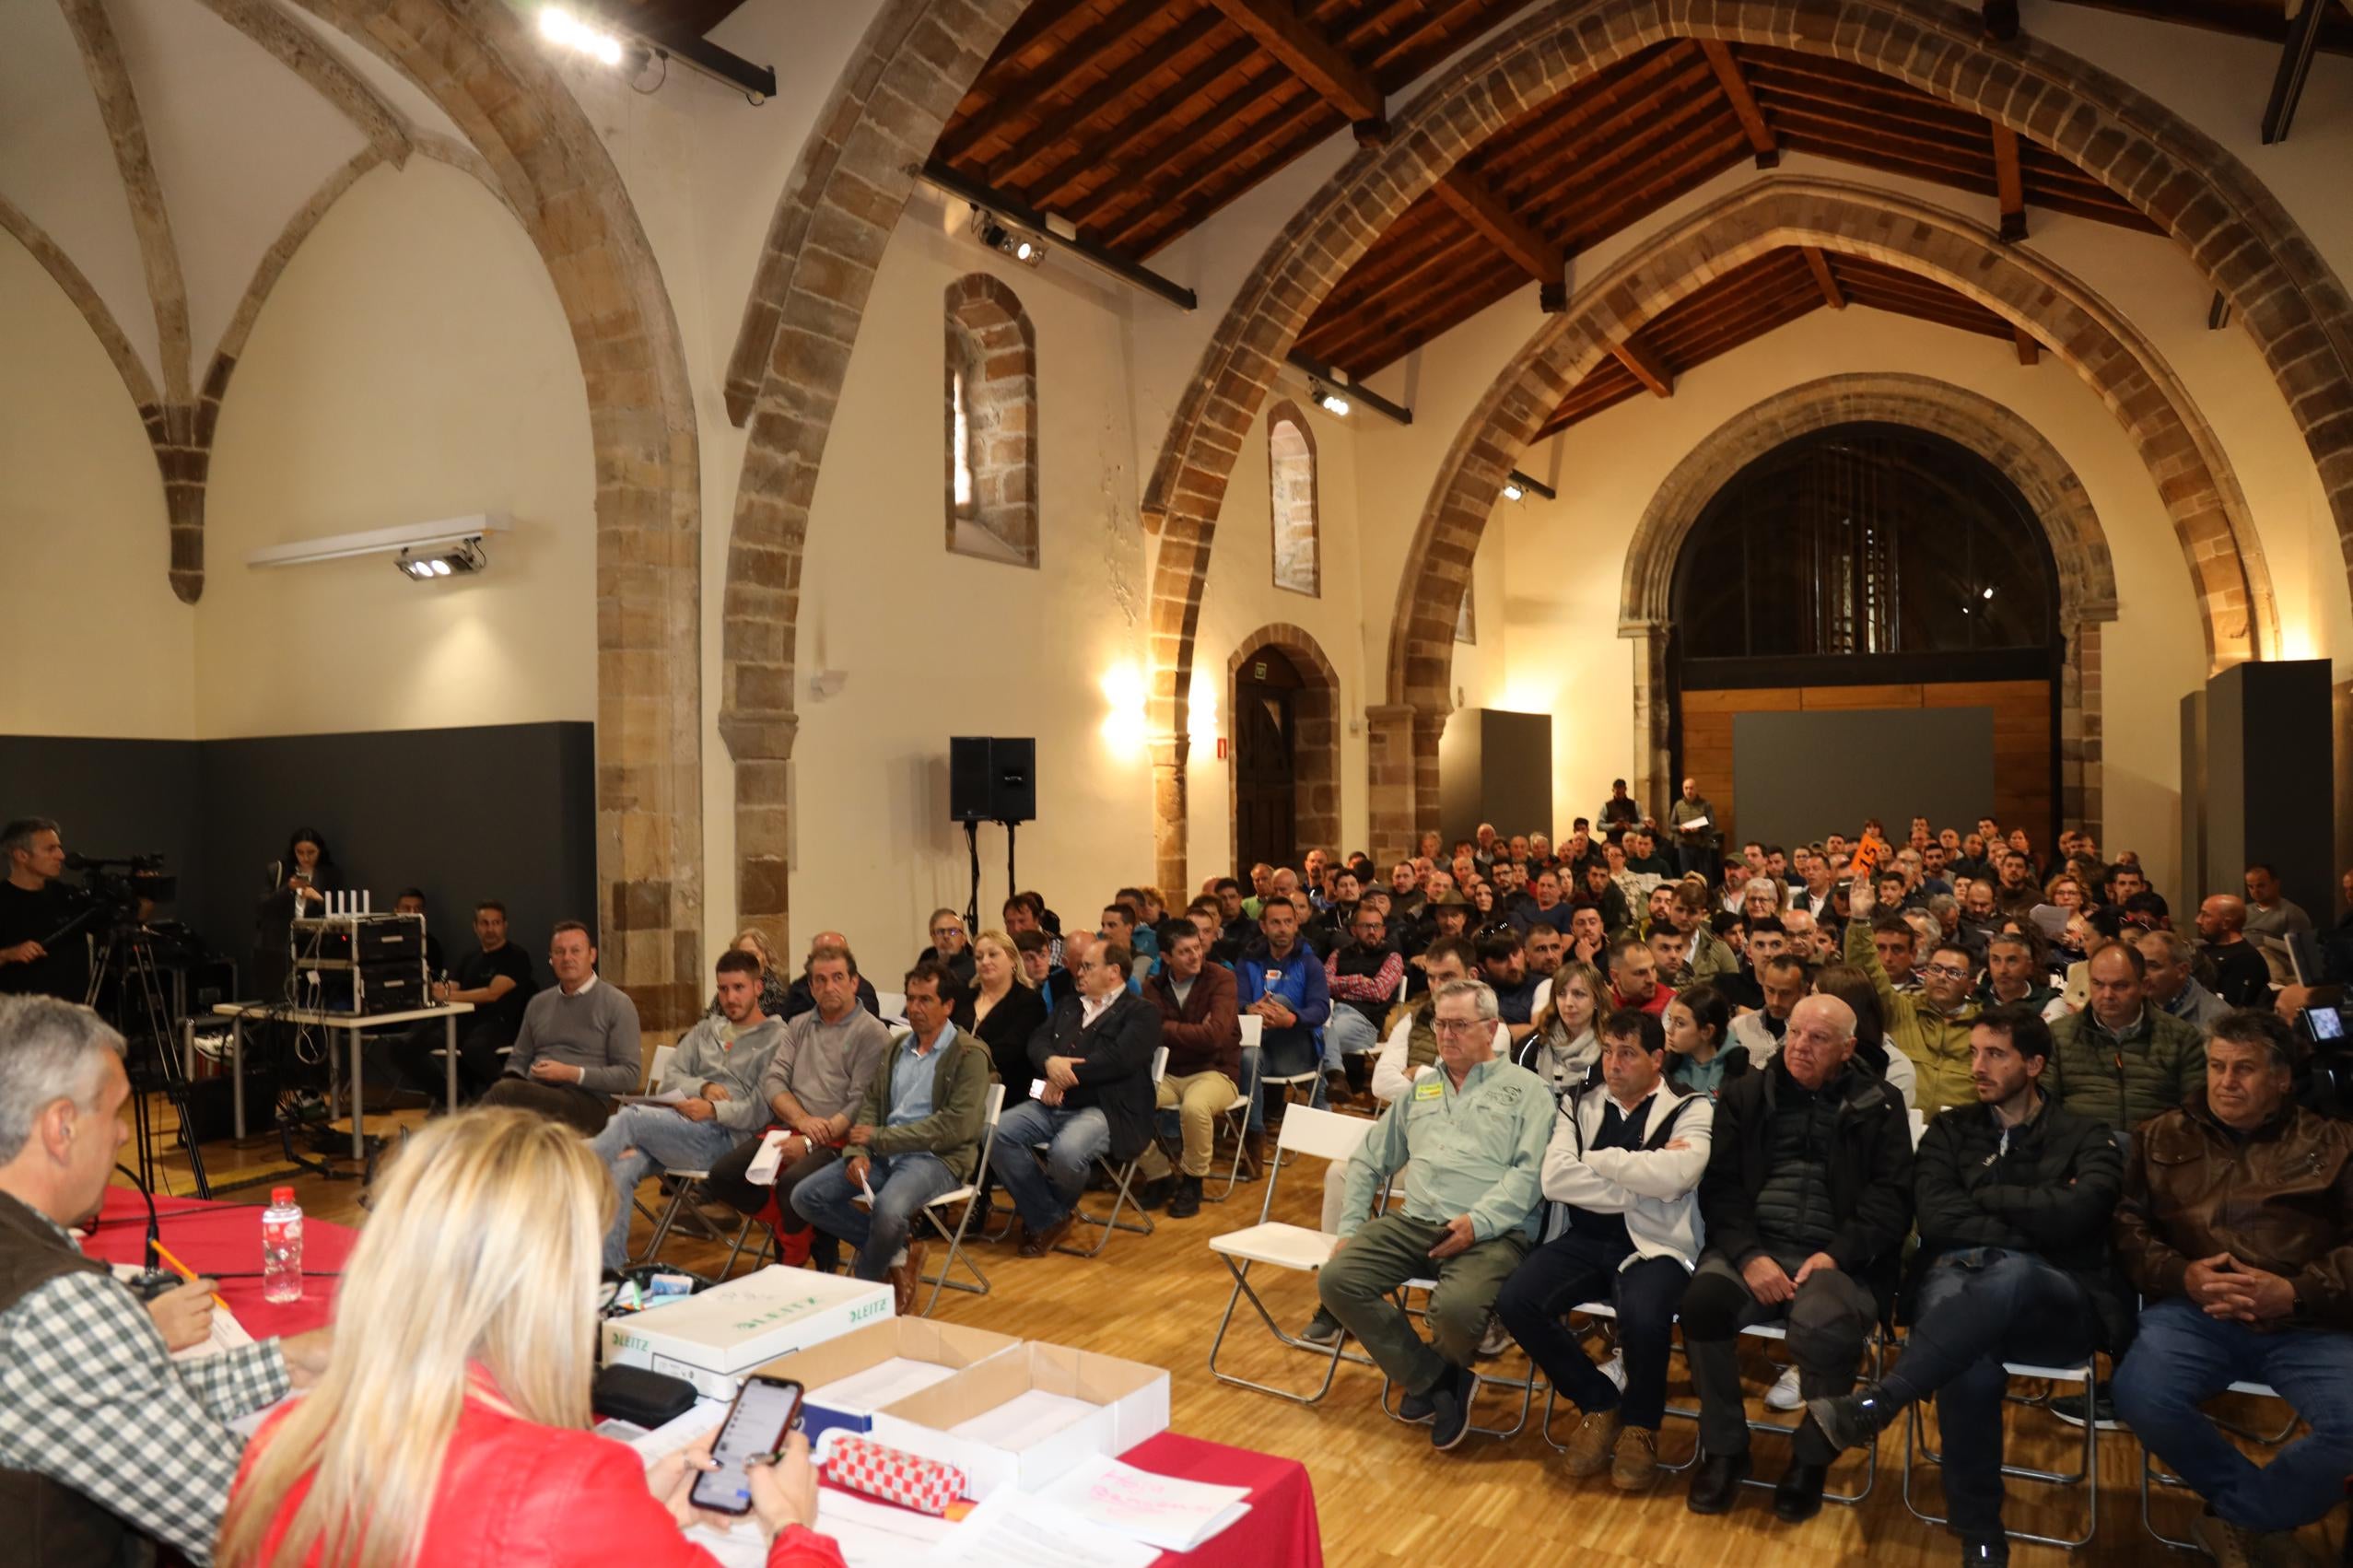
[677,1483,954,1568]
[947,1388,1096,1448]
[813,1356,959,1416]
[1036,1453,1251,1552]
[615,1090,691,1106]
[112,1266,260,1364]
[628,1396,731,1465]
[745,1128,792,1186]
[927,1490,1160,1568]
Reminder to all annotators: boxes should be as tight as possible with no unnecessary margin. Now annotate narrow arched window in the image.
[1267,403,1318,596]
[944,275,1037,567]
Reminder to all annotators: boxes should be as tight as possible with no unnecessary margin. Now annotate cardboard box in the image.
[755,1317,1022,1448]
[601,1265,893,1400]
[868,1343,1171,1500]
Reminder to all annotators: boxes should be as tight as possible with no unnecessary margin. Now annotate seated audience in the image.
[479,922,641,1137]
[1844,876,1978,1114]
[392,888,446,974]
[1478,931,1544,1043]
[777,930,884,1022]
[700,944,891,1274]
[216,1110,839,1568]
[2139,926,2230,1034]
[1317,979,1552,1451]
[2197,892,2277,1010]
[589,950,784,1270]
[1977,929,2058,1017]
[1324,903,1404,1096]
[1013,928,1070,1007]
[2241,863,2312,987]
[1235,899,1332,1144]
[990,943,1160,1258]
[1869,911,1921,992]
[1571,860,1634,938]
[1810,965,1920,1109]
[2112,1010,2353,1567]
[1682,994,1914,1523]
[1606,937,1673,1019]
[919,908,977,991]
[717,926,794,1022]
[1511,869,1575,937]
[1665,983,1746,1099]
[1805,1008,2127,1564]
[392,899,540,1100]
[1139,924,1241,1217]
[967,929,1048,1106]
[1672,883,1739,986]
[1515,958,1607,1104]
[2045,942,2207,1135]
[793,964,991,1314]
[0,998,330,1567]
[1499,1008,1713,1490]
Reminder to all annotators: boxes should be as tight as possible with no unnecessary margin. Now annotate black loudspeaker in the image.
[949,736,1037,824]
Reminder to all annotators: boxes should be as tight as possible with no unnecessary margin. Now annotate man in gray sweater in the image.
[480,920,641,1135]
[587,949,784,1269]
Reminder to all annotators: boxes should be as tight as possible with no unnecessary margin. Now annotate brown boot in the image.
[885,1240,926,1316]
[1562,1408,1621,1480]
[1241,1129,1267,1178]
[1610,1425,1660,1491]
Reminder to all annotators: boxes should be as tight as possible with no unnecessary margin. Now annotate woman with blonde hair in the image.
[217,1110,842,1568]
[712,927,791,1021]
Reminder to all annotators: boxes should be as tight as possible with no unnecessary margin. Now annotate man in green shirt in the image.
[1317,978,1553,1452]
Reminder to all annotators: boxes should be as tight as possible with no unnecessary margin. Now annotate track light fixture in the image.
[394,539,487,581]
[1502,468,1558,502]
[967,205,1048,267]
[538,6,625,65]
[1310,380,1352,418]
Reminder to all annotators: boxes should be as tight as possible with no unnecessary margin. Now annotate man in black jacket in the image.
[1803,1007,2125,1565]
[988,942,1161,1257]
[1683,993,1914,1523]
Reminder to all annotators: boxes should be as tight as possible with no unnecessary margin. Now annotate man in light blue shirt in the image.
[1317,978,1552,1452]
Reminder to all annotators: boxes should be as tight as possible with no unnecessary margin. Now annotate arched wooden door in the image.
[1234,647,1304,873]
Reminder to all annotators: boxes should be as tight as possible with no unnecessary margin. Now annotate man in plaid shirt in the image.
[0,997,330,1565]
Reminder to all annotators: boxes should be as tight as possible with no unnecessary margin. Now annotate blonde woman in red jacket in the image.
[216,1110,846,1568]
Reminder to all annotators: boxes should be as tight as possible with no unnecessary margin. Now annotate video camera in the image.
[57,852,177,932]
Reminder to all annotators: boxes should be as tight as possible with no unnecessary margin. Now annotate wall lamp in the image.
[1501,468,1557,502]
[247,514,508,573]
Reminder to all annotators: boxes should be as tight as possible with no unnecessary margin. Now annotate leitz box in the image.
[867,1343,1171,1500]
[601,1265,893,1400]
[754,1317,1021,1448]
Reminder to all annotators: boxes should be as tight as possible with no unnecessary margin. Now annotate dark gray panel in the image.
[1730,708,1996,849]
[0,734,204,900]
[1479,711,1553,840]
[2207,661,2335,919]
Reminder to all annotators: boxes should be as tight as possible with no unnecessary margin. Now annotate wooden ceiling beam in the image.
[1434,169,1565,302]
[1097,82,1328,250]
[1202,0,1388,142]
[935,0,1135,160]
[1991,121,2028,240]
[2013,324,2042,365]
[1029,41,1265,213]
[981,5,1216,184]
[1802,245,1846,310]
[1610,335,1675,398]
[1983,0,2021,41]
[1698,40,1778,167]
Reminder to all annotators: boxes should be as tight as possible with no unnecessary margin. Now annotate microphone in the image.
[111,1162,178,1302]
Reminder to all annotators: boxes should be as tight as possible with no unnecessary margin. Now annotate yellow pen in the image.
[148,1240,230,1312]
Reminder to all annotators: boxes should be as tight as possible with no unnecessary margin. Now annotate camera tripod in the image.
[87,925,211,1199]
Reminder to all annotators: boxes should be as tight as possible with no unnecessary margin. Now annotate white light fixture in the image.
[1982,586,1996,600]
[539,5,624,64]
[393,539,486,581]
[1311,380,1351,417]
[246,514,508,571]
[966,205,1047,268]
[1501,481,1526,502]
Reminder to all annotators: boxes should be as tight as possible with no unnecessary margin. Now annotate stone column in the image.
[1622,620,1672,819]
[1366,705,1418,867]
[1152,734,1189,897]
[720,708,798,985]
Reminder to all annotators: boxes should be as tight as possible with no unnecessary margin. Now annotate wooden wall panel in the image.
[1677,679,2049,850]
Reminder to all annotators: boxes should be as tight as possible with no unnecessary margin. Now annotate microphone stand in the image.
[111,1161,178,1301]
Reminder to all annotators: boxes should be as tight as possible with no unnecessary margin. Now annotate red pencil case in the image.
[820,1434,968,1515]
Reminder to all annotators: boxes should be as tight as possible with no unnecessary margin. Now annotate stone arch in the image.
[1139,0,2353,895]
[943,272,1038,567]
[1264,400,1320,596]
[1376,180,2270,860]
[719,0,1030,954]
[303,0,706,1028]
[1619,374,2119,840]
[1227,623,1342,875]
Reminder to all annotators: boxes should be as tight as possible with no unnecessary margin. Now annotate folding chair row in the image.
[1029,1046,1168,1258]
[1902,1353,2100,1551]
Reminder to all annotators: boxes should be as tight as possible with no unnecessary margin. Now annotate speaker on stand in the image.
[950,737,1037,926]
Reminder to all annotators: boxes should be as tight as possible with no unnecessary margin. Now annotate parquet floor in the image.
[138,1094,2344,1567]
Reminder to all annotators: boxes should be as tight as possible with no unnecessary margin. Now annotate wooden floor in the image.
[138,1095,2343,1568]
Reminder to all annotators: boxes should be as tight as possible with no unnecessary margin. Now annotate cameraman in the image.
[0,819,83,1000]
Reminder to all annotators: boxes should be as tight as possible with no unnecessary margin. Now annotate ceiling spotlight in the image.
[393,538,487,582]
[539,6,624,66]
[967,205,1048,267]
[1982,586,1996,600]
[1311,380,1351,418]
[1501,481,1525,502]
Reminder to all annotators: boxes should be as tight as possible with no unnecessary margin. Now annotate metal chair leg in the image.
[918,1194,991,1316]
[1207,1257,1357,1404]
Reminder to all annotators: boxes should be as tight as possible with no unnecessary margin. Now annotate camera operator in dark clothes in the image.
[387,899,541,1101]
[0,819,86,1001]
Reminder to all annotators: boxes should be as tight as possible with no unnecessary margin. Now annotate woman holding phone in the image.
[216,1110,844,1568]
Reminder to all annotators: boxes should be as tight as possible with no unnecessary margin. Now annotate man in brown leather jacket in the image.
[2111,1008,2353,1568]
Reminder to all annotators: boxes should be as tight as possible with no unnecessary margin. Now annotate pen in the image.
[148,1240,231,1312]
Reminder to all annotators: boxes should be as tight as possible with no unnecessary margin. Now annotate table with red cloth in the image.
[82,1186,357,1338]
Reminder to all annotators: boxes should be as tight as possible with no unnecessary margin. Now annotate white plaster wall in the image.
[0,234,193,739]
[197,159,596,737]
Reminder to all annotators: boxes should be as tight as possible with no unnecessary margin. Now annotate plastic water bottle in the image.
[262,1187,304,1304]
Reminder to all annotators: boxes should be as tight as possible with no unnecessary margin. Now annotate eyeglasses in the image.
[1433,1017,1491,1036]
[1920,963,1972,980]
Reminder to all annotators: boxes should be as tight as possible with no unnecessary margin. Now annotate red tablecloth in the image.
[1121,1432,1323,1568]
[84,1186,357,1339]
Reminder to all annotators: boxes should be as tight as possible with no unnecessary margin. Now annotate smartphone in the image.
[687,1375,803,1515]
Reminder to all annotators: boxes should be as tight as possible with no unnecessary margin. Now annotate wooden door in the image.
[1235,648,1303,873]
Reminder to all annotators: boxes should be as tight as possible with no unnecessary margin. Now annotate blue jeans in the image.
[1888,1250,2097,1535]
[2113,1294,2353,1533]
[1246,1031,1326,1133]
[791,1151,961,1281]
[1325,1007,1381,1073]
[587,1106,747,1270]
[987,1100,1110,1234]
[1495,1228,1689,1430]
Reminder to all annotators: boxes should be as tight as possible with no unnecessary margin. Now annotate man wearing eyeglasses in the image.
[1317,977,1552,1452]
[1845,876,1981,1115]
[919,909,977,992]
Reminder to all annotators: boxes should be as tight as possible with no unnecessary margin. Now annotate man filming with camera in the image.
[0,818,83,1001]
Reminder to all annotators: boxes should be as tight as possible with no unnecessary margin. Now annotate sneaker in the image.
[1562,1408,1621,1479]
[1398,1385,1437,1423]
[1474,1314,1511,1361]
[1804,1385,1902,1452]
[1610,1426,1660,1492]
[1430,1366,1476,1451]
[1599,1353,1626,1392]
[2193,1509,2259,1568]
[2047,1388,2122,1431]
[1764,1365,1803,1411]
[1958,1536,2010,1566]
[1297,1308,1343,1348]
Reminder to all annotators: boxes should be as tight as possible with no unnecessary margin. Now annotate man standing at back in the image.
[1668,777,1720,882]
[480,921,640,1136]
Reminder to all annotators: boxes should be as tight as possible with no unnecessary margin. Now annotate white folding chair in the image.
[847,1082,1004,1316]
[2139,1379,2297,1550]
[1903,1352,2100,1550]
[1200,1044,1262,1202]
[1207,1105,1380,1403]
[631,1045,755,1276]
[1662,1321,1888,1504]
[1033,1047,1167,1258]
[1243,1013,1322,1160]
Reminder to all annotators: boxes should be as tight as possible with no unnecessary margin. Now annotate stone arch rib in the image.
[190,0,413,167]
[0,193,160,420]
[1139,0,2353,893]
